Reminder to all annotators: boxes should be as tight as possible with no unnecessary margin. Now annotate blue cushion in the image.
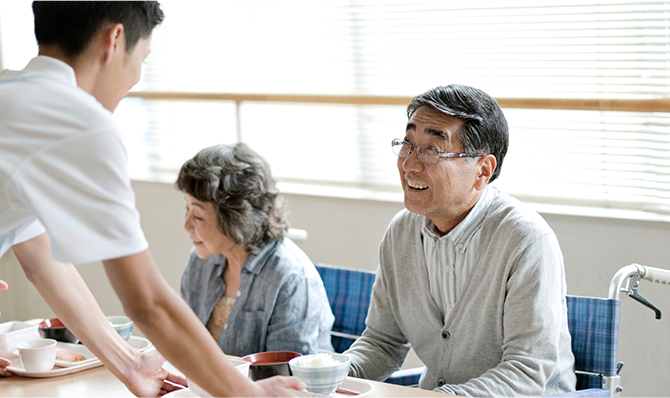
[316,264,423,388]
[566,296,621,376]
[315,263,376,353]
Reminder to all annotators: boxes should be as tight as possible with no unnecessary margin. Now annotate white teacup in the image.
[17,339,57,372]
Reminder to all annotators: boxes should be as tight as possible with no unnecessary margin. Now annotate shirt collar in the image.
[422,185,498,252]
[241,239,281,275]
[24,56,78,87]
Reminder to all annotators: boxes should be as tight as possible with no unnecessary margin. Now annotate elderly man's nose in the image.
[402,149,423,171]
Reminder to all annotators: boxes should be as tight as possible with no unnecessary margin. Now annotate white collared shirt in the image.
[421,184,497,324]
[0,56,147,263]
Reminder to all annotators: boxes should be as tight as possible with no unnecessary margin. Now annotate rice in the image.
[291,353,340,367]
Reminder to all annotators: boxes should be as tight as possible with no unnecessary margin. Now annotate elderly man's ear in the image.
[474,154,497,190]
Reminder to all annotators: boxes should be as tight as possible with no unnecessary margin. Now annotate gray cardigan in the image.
[346,188,576,397]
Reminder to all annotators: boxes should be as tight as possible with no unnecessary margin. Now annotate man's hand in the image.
[123,350,186,397]
[0,356,12,377]
[251,376,307,397]
[11,234,188,396]
[160,372,188,397]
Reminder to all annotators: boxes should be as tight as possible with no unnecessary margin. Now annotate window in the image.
[3,0,670,219]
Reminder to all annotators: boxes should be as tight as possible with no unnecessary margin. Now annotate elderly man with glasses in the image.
[344,84,576,397]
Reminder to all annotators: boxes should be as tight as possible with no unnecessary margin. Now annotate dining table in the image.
[0,355,453,398]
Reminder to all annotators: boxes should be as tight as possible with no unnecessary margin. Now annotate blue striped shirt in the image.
[421,185,498,324]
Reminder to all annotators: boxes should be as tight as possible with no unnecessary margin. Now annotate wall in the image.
[1,180,669,396]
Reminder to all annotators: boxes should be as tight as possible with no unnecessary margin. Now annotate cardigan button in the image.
[437,378,446,387]
[441,330,450,339]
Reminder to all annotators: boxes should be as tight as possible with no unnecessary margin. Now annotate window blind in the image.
[3,0,670,215]
[134,0,670,215]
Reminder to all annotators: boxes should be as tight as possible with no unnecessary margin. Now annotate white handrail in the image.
[609,264,644,300]
[641,266,670,286]
[608,263,670,300]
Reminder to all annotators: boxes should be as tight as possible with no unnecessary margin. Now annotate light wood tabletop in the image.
[0,358,451,398]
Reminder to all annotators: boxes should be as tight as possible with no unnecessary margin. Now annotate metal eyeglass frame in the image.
[391,139,482,164]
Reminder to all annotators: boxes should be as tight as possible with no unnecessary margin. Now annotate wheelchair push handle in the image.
[641,266,670,286]
[609,263,670,320]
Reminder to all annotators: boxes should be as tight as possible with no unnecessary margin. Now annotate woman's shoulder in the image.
[271,239,314,269]
[259,238,321,280]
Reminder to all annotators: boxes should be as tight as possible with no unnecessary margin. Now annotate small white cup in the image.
[17,339,57,372]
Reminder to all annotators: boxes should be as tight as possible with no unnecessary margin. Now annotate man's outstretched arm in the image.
[12,233,177,397]
[103,249,305,397]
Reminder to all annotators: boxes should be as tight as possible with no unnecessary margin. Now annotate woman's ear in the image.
[474,154,496,190]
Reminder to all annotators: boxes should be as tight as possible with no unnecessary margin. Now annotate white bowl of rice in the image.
[288,353,351,395]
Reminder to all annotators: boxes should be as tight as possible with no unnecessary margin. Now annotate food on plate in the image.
[55,347,87,362]
[290,353,340,367]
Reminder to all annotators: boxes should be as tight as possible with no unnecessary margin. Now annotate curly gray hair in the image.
[175,143,288,254]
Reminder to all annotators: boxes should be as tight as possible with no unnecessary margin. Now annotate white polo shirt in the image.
[0,56,148,264]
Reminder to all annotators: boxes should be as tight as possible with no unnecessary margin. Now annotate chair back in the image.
[314,263,376,353]
[566,295,621,391]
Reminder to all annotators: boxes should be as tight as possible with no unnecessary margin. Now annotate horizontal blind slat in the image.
[123,0,670,214]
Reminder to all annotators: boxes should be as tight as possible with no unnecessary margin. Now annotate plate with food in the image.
[6,336,152,377]
[53,343,96,367]
[11,343,95,367]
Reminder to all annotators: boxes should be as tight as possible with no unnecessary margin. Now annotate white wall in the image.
[1,180,669,396]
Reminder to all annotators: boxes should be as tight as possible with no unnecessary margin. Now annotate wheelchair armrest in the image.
[383,366,424,387]
[548,388,611,398]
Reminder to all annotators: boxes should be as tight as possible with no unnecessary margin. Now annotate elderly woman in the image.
[176,143,334,356]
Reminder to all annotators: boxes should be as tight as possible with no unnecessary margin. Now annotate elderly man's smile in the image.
[407,179,429,190]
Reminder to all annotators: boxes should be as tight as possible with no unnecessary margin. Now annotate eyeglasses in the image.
[391,139,481,165]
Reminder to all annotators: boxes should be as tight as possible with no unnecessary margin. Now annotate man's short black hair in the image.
[407,84,509,183]
[32,1,164,59]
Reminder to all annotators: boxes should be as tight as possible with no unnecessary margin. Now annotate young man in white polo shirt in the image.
[0,2,303,396]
